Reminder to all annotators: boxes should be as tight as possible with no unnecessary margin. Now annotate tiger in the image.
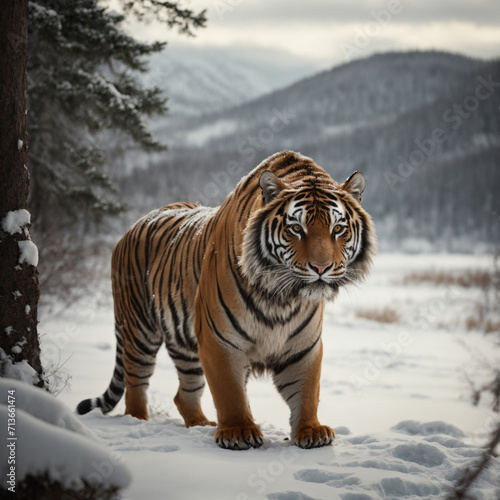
[77,150,377,450]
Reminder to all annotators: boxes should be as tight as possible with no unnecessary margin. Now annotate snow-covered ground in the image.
[0,378,131,494]
[39,253,500,500]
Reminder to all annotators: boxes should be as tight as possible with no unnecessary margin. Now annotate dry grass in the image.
[449,253,500,497]
[466,315,500,334]
[402,269,492,288]
[36,232,113,312]
[403,266,499,334]
[465,315,483,332]
[484,319,500,334]
[356,307,400,323]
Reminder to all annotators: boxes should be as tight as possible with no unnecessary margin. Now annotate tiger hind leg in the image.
[122,322,163,420]
[168,346,216,427]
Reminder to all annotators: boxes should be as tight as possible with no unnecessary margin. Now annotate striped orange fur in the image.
[77,151,377,449]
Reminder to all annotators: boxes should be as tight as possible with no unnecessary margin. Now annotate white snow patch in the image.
[25,305,31,315]
[171,205,217,244]
[0,378,93,437]
[17,139,23,150]
[13,290,22,298]
[11,346,22,354]
[2,209,30,234]
[392,420,465,438]
[18,240,39,266]
[5,326,13,335]
[392,442,446,467]
[185,119,237,146]
[0,348,38,385]
[0,402,131,489]
[39,253,500,500]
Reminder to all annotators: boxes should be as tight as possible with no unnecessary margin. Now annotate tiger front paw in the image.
[215,424,264,450]
[294,425,335,449]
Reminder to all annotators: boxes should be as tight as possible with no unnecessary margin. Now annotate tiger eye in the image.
[333,224,343,233]
[291,224,302,233]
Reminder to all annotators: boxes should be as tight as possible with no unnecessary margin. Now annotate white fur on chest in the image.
[242,301,322,362]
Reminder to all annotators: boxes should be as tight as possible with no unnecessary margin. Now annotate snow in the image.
[36,253,500,499]
[17,140,23,150]
[0,378,91,437]
[86,72,131,112]
[0,349,38,385]
[172,206,218,244]
[391,421,464,438]
[1,209,30,234]
[0,380,131,490]
[18,240,39,267]
[185,119,238,147]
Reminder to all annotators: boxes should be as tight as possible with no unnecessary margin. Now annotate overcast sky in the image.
[122,0,500,69]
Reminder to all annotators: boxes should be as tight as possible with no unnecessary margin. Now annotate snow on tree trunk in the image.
[0,0,44,387]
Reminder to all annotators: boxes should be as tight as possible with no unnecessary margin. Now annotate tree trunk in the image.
[0,0,44,387]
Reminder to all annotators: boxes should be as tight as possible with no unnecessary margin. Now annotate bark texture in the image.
[0,0,44,387]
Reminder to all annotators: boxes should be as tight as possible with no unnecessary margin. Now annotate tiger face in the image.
[240,169,375,302]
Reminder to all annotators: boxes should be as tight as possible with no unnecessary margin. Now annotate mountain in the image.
[143,45,320,133]
[117,45,318,174]
[124,50,500,251]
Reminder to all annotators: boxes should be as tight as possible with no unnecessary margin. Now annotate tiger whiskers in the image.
[269,273,302,299]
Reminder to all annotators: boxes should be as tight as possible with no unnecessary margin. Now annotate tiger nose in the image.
[309,262,333,275]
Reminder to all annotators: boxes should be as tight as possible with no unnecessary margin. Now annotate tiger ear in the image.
[259,170,286,204]
[342,171,366,203]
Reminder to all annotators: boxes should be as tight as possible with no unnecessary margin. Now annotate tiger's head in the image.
[240,164,377,302]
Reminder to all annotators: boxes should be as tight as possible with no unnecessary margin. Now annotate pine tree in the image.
[1,0,206,387]
[27,0,206,233]
[0,0,45,387]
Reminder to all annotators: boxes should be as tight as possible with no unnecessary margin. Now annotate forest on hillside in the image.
[122,51,500,252]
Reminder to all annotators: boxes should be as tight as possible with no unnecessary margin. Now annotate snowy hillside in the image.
[0,378,130,498]
[38,253,500,499]
[126,51,500,251]
[124,44,319,175]
[144,45,319,123]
